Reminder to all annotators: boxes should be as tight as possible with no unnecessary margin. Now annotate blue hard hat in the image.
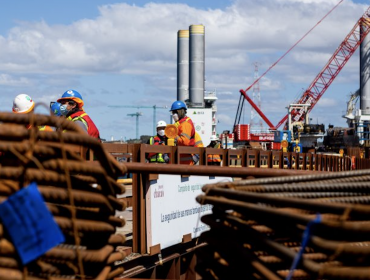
[50,101,62,116]
[57,89,84,108]
[170,100,187,111]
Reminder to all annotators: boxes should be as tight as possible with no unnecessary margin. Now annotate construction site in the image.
[4,2,370,280]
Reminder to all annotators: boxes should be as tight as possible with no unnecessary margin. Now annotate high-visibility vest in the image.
[38,125,54,131]
[174,117,203,147]
[67,110,100,139]
[207,142,221,163]
[174,117,203,164]
[148,136,166,163]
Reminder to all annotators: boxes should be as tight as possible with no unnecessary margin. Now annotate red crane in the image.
[276,7,370,129]
[234,4,370,133]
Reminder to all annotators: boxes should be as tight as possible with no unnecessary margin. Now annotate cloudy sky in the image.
[0,0,369,140]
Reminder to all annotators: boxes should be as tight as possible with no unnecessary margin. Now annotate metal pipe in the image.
[203,187,370,218]
[189,24,205,107]
[123,162,315,177]
[177,30,189,101]
[210,169,370,187]
[197,195,370,240]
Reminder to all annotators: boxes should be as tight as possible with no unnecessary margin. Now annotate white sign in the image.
[187,108,213,147]
[146,174,232,252]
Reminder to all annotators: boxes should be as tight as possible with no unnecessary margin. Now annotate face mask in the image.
[172,113,179,122]
[158,130,165,137]
[60,104,70,116]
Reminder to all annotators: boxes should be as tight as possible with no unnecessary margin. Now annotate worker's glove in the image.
[192,154,200,164]
[163,153,170,163]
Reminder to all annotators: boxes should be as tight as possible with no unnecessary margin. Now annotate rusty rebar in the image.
[202,187,370,218]
[201,213,370,279]
[207,169,370,187]
[197,195,370,241]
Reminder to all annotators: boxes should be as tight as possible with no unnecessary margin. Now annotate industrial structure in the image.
[177,25,217,147]
[250,62,263,132]
[232,5,370,153]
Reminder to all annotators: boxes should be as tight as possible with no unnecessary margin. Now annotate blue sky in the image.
[0,0,369,140]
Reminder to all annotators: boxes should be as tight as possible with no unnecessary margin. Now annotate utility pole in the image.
[127,112,142,139]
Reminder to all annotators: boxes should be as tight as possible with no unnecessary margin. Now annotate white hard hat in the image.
[210,135,219,141]
[157,120,167,128]
[12,94,35,114]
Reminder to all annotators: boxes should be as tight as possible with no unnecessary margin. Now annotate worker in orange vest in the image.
[57,89,100,140]
[12,93,53,131]
[147,120,170,163]
[170,100,203,165]
[207,135,222,166]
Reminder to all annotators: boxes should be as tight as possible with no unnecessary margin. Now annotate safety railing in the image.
[95,143,370,279]
[98,143,370,171]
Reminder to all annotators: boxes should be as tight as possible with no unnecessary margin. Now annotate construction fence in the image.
[99,143,370,171]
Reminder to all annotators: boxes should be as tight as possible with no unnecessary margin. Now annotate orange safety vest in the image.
[174,117,203,164]
[207,142,221,164]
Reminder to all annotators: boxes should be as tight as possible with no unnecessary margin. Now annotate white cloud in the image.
[0,0,367,138]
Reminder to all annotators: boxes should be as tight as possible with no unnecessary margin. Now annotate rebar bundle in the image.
[196,170,370,280]
[0,112,127,280]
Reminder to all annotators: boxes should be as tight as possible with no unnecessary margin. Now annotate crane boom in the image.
[240,89,276,130]
[275,8,370,129]
[234,0,343,131]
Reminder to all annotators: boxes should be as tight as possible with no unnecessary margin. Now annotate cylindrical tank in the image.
[360,26,370,115]
[189,24,205,107]
[177,30,189,102]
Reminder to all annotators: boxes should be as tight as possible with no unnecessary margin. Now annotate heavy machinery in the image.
[322,90,360,152]
[233,5,370,152]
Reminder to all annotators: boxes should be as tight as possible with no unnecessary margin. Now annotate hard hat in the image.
[210,135,219,141]
[57,89,84,108]
[50,101,62,116]
[12,94,35,114]
[170,100,187,111]
[156,120,167,128]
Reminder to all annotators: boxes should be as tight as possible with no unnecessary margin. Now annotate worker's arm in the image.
[175,122,194,146]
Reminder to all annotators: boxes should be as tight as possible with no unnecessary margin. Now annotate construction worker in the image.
[207,135,222,166]
[147,120,170,163]
[57,89,100,139]
[12,93,53,131]
[170,100,203,165]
